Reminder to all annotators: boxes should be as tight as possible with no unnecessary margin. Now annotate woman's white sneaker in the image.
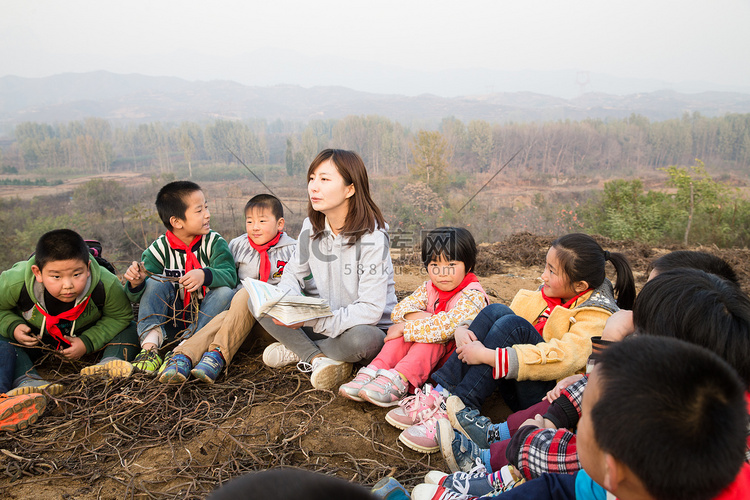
[262,342,300,367]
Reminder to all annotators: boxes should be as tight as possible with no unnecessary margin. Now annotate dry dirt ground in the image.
[2,234,750,499]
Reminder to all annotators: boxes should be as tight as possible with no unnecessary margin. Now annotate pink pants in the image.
[370,337,450,390]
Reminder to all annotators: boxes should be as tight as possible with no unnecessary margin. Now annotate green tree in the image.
[409,130,451,193]
[663,160,726,245]
[285,137,295,176]
[468,120,493,172]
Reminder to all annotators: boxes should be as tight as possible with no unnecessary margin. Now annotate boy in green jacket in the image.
[0,229,138,395]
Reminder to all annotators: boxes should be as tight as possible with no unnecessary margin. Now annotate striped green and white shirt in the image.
[126,230,237,303]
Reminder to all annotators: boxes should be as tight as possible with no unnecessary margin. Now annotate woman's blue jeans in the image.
[431,303,555,411]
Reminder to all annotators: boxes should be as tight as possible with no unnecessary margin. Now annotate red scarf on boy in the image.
[35,297,91,349]
[166,231,204,310]
[534,288,591,336]
[248,232,282,282]
[434,272,480,314]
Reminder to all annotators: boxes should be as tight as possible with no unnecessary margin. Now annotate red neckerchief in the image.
[248,232,282,282]
[35,297,90,349]
[534,288,591,336]
[434,272,479,314]
[166,231,203,310]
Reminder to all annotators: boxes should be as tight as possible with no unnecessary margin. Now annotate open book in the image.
[241,278,332,325]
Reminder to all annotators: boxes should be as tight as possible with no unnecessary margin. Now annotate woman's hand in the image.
[272,318,305,329]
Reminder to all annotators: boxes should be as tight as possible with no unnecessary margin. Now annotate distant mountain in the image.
[1,71,749,131]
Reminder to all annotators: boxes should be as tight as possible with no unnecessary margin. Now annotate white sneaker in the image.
[262,342,300,368]
[305,357,353,391]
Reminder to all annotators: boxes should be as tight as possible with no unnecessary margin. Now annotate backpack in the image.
[84,239,118,276]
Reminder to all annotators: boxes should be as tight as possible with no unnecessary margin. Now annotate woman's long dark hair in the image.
[307,149,385,244]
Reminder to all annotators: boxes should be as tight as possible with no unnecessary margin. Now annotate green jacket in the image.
[0,255,133,353]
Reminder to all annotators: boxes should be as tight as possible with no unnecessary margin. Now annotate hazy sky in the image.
[2,0,748,95]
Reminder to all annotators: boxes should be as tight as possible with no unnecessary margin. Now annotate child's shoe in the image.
[7,377,64,397]
[80,358,134,378]
[262,342,300,368]
[159,354,192,384]
[386,384,445,430]
[191,349,225,384]
[411,483,477,500]
[437,418,490,473]
[132,348,163,374]
[358,369,408,407]
[434,464,524,497]
[399,416,442,454]
[446,395,497,448]
[339,365,378,401]
[301,357,352,391]
[0,393,47,432]
[371,476,411,500]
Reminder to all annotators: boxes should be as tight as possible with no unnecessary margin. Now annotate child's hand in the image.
[61,336,87,360]
[179,269,205,293]
[384,322,405,342]
[520,414,556,430]
[124,261,147,287]
[457,340,493,365]
[454,325,477,348]
[272,318,305,329]
[13,324,40,346]
[544,374,585,403]
[601,310,635,342]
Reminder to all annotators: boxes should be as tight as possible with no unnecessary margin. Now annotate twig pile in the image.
[0,351,436,499]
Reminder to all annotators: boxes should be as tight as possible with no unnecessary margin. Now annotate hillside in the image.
[2,72,750,130]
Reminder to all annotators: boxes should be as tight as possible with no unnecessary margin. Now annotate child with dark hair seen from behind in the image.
[0,228,138,397]
[124,180,237,374]
[158,193,297,384]
[412,335,750,500]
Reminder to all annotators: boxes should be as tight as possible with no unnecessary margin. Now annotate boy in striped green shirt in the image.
[124,181,237,374]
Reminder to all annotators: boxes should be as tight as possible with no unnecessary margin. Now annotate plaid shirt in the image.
[544,376,587,429]
[509,426,580,480]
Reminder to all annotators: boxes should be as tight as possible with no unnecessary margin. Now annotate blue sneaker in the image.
[158,354,192,384]
[371,476,410,500]
[446,395,496,448]
[437,418,490,473]
[191,349,225,384]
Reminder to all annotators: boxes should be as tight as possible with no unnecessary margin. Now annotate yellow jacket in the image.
[507,281,618,381]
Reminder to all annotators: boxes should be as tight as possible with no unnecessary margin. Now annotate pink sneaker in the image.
[338,365,377,402]
[399,416,446,454]
[386,384,445,430]
[358,369,408,407]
